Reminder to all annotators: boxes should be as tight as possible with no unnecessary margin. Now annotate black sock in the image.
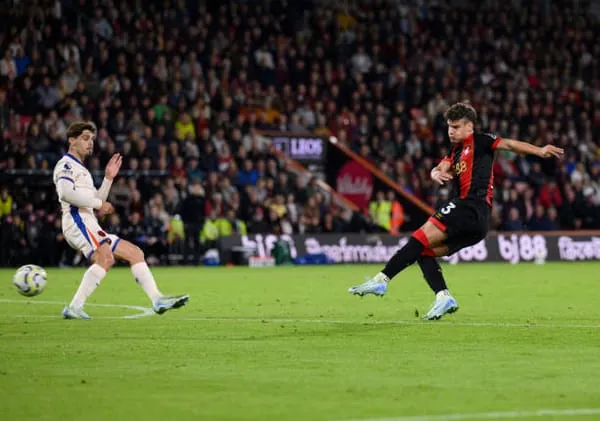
[417,256,448,293]
[382,237,425,280]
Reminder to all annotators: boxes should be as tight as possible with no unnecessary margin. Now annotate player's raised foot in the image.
[152,294,190,315]
[62,306,91,320]
[348,277,388,297]
[423,292,459,321]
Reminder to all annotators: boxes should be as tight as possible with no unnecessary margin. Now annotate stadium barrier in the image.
[326,135,433,230]
[260,130,434,230]
[218,232,600,265]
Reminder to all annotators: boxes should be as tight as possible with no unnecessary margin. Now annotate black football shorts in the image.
[428,198,491,255]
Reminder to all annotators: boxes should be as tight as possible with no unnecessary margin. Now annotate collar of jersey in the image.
[453,133,474,147]
[64,153,85,167]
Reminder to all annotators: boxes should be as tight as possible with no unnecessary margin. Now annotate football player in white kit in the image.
[54,122,189,319]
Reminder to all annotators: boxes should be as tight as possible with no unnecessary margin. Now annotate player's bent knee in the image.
[421,221,448,247]
[431,246,449,257]
[132,246,144,263]
[113,239,145,265]
[122,244,144,265]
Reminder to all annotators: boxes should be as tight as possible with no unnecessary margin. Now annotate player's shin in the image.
[381,229,428,280]
[131,261,162,303]
[417,255,448,294]
[69,264,107,309]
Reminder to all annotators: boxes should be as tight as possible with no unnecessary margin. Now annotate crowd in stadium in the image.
[0,0,599,266]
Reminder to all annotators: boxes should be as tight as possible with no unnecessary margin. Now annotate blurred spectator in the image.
[0,187,13,218]
[143,205,168,265]
[41,215,71,267]
[181,181,206,264]
[218,209,247,237]
[369,191,392,232]
[528,204,558,231]
[299,196,321,233]
[5,215,29,265]
[109,178,131,216]
[504,208,526,231]
[200,211,219,250]
[238,159,259,187]
[248,208,270,234]
[538,181,563,209]
[322,212,343,233]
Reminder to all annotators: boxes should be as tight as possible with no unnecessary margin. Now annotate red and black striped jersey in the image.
[442,132,501,206]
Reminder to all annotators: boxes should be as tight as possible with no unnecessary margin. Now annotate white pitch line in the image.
[171,316,600,330]
[82,302,154,319]
[338,408,600,421]
[0,299,154,319]
[5,314,150,320]
[2,300,600,329]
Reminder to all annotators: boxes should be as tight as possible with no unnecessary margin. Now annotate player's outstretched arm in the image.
[431,159,454,185]
[495,138,564,159]
[56,179,115,214]
[96,178,113,201]
[56,178,103,209]
[96,154,122,200]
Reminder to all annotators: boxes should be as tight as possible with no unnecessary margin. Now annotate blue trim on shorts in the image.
[86,238,113,260]
[58,176,74,183]
[111,238,121,252]
[69,205,92,246]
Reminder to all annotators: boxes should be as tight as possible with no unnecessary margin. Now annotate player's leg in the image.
[382,220,447,277]
[419,220,487,320]
[112,239,160,302]
[113,239,189,314]
[62,217,115,320]
[63,243,114,320]
[417,247,459,320]
[418,246,449,294]
[348,220,447,296]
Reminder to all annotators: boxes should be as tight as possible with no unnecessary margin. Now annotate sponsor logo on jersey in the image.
[62,162,74,175]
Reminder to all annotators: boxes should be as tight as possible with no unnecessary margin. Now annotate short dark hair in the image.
[444,102,477,123]
[66,122,96,140]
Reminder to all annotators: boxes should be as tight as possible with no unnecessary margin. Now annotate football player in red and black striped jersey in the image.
[349,102,564,320]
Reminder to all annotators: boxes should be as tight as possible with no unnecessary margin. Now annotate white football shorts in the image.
[62,206,121,259]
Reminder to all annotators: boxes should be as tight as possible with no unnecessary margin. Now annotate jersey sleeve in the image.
[477,132,503,154]
[56,179,103,209]
[53,160,103,209]
[53,160,76,185]
[441,148,455,166]
[95,177,113,201]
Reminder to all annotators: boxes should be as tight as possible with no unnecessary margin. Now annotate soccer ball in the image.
[13,265,48,297]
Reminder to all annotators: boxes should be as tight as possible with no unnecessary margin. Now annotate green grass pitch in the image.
[1,263,600,421]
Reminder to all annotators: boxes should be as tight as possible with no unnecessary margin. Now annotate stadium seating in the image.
[0,0,599,266]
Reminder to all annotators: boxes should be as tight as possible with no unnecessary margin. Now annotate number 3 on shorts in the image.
[440,202,456,215]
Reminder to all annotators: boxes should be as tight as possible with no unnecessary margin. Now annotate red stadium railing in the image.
[270,146,361,212]
[328,136,435,215]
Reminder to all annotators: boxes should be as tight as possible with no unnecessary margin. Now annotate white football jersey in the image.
[53,153,97,217]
